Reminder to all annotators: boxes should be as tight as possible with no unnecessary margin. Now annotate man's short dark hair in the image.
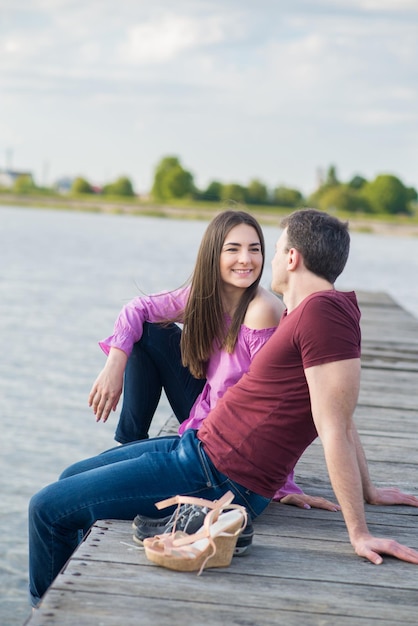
[280,209,350,283]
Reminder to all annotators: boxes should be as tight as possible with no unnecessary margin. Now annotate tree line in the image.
[4,156,417,216]
[150,157,417,216]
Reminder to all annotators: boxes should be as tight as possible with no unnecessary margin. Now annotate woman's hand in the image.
[279,493,341,512]
[88,348,127,423]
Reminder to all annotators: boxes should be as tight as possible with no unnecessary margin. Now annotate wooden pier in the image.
[25,291,418,625]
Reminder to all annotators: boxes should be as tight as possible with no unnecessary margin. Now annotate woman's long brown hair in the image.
[181,210,265,378]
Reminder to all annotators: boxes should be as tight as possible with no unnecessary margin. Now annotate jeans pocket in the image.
[196,439,218,487]
[224,481,271,519]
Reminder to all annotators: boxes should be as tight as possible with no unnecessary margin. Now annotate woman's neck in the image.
[221,289,243,317]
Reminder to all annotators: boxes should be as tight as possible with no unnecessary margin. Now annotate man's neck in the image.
[283,276,334,313]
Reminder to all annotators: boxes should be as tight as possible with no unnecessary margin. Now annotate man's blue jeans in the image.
[115,322,205,443]
[28,429,270,607]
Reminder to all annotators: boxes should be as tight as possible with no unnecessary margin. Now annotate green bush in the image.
[198,181,223,202]
[152,156,195,201]
[71,177,93,194]
[103,176,135,197]
[319,185,372,214]
[221,183,247,204]
[362,175,410,215]
[273,185,303,208]
[245,179,269,205]
[13,175,36,194]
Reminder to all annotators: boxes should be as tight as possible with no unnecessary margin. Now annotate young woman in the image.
[89,210,337,507]
[90,210,279,434]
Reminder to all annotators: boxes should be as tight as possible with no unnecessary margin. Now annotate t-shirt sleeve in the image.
[295,295,361,370]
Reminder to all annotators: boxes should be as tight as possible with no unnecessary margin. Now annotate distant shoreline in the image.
[2,194,418,237]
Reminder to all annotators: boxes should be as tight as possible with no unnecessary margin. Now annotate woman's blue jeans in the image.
[28,429,270,607]
[116,322,205,443]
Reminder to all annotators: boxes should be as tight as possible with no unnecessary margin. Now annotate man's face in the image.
[271,229,289,295]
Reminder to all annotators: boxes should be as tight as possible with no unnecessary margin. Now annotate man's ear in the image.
[287,247,300,271]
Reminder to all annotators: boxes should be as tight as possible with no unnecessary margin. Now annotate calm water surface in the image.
[1,206,417,625]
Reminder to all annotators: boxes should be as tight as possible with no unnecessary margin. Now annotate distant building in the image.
[54,177,73,194]
[0,169,34,188]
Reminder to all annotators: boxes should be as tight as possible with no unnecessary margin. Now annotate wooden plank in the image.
[28,516,418,625]
[25,291,418,626]
[357,290,418,346]
[361,346,418,371]
[27,591,410,626]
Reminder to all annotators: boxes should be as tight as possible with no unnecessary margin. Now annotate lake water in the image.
[1,205,417,625]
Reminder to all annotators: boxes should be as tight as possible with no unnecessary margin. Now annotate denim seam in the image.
[196,440,216,487]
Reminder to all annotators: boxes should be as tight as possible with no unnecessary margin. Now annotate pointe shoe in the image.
[143,492,247,575]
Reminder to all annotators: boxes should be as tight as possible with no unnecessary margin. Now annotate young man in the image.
[29,209,418,607]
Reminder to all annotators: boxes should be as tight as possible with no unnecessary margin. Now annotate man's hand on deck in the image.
[353,535,418,565]
[365,486,418,507]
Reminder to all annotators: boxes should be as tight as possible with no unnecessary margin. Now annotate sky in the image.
[1,0,417,196]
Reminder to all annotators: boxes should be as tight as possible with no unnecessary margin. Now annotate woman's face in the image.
[219,223,263,290]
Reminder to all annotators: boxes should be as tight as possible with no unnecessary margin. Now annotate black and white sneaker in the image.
[233,520,254,556]
[132,503,254,556]
[132,503,209,545]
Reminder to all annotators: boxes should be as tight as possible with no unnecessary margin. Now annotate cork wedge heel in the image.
[143,492,247,574]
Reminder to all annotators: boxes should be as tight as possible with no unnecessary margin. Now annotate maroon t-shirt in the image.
[198,290,361,498]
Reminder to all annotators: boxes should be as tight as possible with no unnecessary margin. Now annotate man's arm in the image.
[352,422,418,507]
[305,358,418,565]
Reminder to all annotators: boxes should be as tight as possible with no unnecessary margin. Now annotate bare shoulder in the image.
[243,287,284,329]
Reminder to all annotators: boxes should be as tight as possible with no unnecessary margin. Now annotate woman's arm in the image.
[99,286,189,357]
[91,287,189,422]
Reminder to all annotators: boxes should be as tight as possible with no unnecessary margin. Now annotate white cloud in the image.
[0,0,417,193]
[117,14,231,65]
[353,0,418,10]
[347,109,418,125]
